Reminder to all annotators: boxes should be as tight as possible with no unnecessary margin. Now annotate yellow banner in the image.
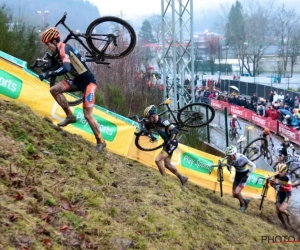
[0,52,276,201]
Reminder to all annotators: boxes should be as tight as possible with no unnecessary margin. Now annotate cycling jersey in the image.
[279,142,295,156]
[145,116,179,156]
[227,153,256,173]
[272,173,293,192]
[145,116,178,142]
[271,173,292,203]
[230,118,237,128]
[52,42,97,90]
[228,153,257,189]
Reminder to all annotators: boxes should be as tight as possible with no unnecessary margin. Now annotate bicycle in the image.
[235,136,268,162]
[229,127,241,141]
[30,12,136,106]
[209,157,231,197]
[259,139,273,166]
[256,176,273,210]
[242,137,268,162]
[130,98,215,151]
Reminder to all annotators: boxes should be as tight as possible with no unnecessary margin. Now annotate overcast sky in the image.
[89,0,299,20]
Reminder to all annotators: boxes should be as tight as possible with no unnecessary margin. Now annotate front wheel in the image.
[290,166,300,185]
[243,137,267,161]
[134,131,164,152]
[177,103,215,128]
[85,16,136,59]
[259,184,268,210]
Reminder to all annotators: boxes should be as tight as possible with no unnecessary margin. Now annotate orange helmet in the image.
[264,128,270,133]
[41,27,60,43]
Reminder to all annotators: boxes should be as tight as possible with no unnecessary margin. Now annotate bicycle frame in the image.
[55,12,110,65]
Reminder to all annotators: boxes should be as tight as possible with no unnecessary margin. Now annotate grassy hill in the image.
[0,97,299,250]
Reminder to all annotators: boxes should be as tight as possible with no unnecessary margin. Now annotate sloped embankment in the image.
[0,97,298,250]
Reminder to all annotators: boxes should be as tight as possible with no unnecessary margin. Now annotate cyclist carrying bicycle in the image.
[143,105,188,186]
[225,145,257,212]
[38,27,106,152]
[269,163,292,228]
[229,114,241,135]
[260,128,274,147]
[273,137,295,170]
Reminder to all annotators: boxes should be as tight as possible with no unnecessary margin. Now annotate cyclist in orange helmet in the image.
[260,127,274,147]
[39,27,106,152]
[269,163,293,228]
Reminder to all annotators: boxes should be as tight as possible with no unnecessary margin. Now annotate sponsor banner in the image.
[278,123,300,145]
[210,99,230,111]
[0,69,22,99]
[230,105,253,120]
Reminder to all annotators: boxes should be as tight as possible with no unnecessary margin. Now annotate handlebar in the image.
[128,115,145,123]
[55,12,67,27]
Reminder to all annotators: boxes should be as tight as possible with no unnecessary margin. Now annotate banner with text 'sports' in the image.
[0,51,276,201]
[0,53,135,157]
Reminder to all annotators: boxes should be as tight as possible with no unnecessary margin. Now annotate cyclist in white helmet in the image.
[225,145,257,212]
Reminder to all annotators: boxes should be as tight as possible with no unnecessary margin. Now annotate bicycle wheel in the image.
[86,16,136,59]
[265,150,273,166]
[177,103,215,128]
[134,132,164,151]
[289,166,300,184]
[259,184,268,210]
[243,137,267,161]
[50,76,83,106]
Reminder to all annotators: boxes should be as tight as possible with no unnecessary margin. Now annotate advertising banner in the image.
[210,99,230,111]
[278,123,300,145]
[230,105,253,120]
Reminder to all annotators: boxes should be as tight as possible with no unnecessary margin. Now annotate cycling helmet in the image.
[144,105,157,117]
[284,137,290,142]
[225,145,237,156]
[232,114,237,119]
[278,163,288,173]
[264,128,270,133]
[41,27,60,43]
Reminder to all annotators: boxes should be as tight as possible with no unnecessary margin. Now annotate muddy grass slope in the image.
[0,98,298,250]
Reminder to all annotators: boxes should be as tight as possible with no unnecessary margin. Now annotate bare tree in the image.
[242,0,275,76]
[273,4,300,77]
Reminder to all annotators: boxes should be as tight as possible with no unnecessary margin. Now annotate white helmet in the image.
[232,114,237,119]
[225,145,237,156]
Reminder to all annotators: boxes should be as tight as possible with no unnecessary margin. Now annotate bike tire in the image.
[259,184,268,210]
[289,166,300,184]
[134,132,164,152]
[177,103,215,128]
[219,168,223,197]
[50,76,83,106]
[243,137,267,161]
[85,16,136,59]
[266,150,273,166]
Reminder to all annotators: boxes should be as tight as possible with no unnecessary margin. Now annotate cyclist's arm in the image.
[247,159,256,174]
[167,124,178,141]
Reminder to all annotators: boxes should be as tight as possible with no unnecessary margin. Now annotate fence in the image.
[220,79,300,100]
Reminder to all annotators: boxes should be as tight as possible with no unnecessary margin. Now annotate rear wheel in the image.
[177,103,215,128]
[134,131,164,151]
[265,150,273,166]
[243,137,267,161]
[86,16,136,59]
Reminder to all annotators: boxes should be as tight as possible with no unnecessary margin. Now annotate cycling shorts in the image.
[62,78,97,108]
[162,139,178,157]
[276,191,291,204]
[233,170,250,189]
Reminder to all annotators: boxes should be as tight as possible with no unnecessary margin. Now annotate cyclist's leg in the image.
[50,79,79,117]
[233,172,250,211]
[275,192,291,227]
[161,141,188,185]
[82,83,105,151]
[155,150,167,176]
